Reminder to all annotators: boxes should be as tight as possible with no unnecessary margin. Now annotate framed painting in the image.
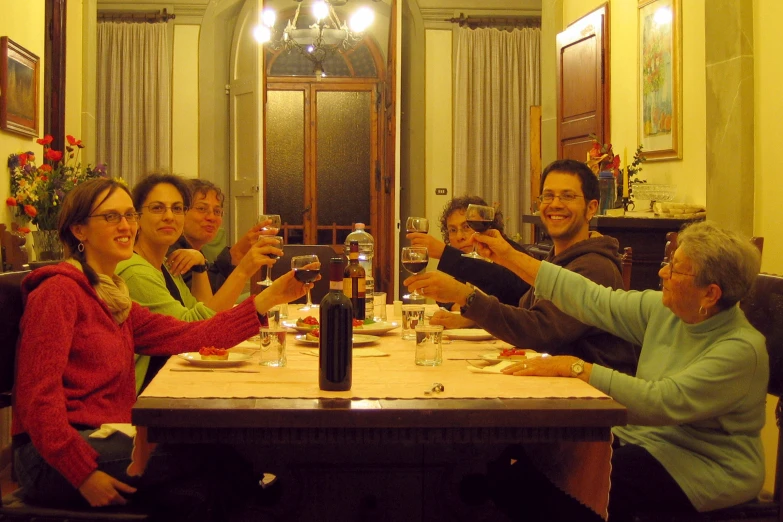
[0,37,40,137]
[638,0,681,161]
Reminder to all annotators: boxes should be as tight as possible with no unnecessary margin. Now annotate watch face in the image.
[571,360,584,376]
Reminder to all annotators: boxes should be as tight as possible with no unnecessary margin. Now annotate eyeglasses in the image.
[88,211,141,224]
[661,262,696,278]
[141,203,188,215]
[190,204,224,217]
[448,223,473,235]
[538,193,585,204]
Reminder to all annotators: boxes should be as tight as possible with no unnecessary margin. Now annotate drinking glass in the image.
[462,204,495,258]
[292,254,320,311]
[258,214,282,286]
[401,246,428,298]
[405,217,429,235]
[258,236,284,287]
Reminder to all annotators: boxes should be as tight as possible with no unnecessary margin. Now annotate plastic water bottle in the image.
[598,170,616,216]
[345,223,374,318]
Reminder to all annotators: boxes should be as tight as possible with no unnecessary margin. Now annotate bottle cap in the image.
[355,223,365,230]
[329,257,344,281]
[598,170,614,178]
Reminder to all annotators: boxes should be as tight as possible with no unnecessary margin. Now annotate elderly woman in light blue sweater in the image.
[460,221,765,521]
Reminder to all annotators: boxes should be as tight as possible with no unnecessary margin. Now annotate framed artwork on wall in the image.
[0,37,40,137]
[638,0,682,161]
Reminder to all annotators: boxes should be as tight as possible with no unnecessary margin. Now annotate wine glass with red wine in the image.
[259,236,284,286]
[462,204,495,259]
[258,214,282,286]
[405,217,429,235]
[292,254,320,310]
[401,246,429,298]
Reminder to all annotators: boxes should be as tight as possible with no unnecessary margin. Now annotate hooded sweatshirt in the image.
[12,263,260,488]
[463,235,638,375]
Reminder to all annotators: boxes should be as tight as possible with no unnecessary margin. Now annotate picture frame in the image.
[0,37,40,137]
[638,0,682,161]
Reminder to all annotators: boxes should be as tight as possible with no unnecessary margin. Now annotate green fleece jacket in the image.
[116,253,216,392]
[535,261,768,512]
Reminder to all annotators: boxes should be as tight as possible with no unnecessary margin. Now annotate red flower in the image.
[610,155,620,169]
[40,175,48,182]
[44,149,63,162]
[66,135,84,148]
[24,205,37,217]
[36,135,54,146]
[18,153,28,167]
[6,197,17,207]
[39,164,53,172]
[17,227,31,235]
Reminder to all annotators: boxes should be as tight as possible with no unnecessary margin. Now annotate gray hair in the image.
[677,221,761,310]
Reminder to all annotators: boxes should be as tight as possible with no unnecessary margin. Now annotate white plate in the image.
[283,320,319,334]
[354,321,400,335]
[467,360,518,374]
[442,329,494,341]
[177,352,253,368]
[294,334,379,345]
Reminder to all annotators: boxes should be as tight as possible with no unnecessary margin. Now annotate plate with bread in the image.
[481,348,549,361]
[178,347,253,367]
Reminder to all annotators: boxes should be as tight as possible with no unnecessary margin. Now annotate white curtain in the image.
[453,26,541,240]
[96,22,171,188]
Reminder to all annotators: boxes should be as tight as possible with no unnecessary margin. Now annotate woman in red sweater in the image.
[12,178,307,520]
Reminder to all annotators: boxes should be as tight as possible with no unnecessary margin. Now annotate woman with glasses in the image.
[116,174,278,392]
[472,221,766,521]
[407,195,530,322]
[13,178,308,519]
[170,179,268,293]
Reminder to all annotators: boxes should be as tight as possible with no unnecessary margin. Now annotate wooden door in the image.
[556,5,610,162]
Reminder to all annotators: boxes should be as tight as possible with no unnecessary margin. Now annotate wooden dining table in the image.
[132,305,627,521]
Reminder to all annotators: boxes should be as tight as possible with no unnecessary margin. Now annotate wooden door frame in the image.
[45,0,67,150]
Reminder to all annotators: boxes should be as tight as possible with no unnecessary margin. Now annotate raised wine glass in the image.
[292,254,320,311]
[405,217,429,235]
[401,246,429,298]
[258,213,282,286]
[258,236,284,287]
[462,204,495,259]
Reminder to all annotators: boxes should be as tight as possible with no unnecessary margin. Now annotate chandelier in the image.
[254,0,376,77]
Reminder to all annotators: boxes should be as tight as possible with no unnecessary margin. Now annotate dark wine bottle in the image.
[319,258,353,391]
[343,240,366,320]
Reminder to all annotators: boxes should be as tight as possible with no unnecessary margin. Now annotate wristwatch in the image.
[460,290,478,314]
[191,262,210,273]
[570,359,585,378]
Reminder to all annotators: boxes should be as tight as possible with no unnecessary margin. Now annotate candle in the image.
[623,147,630,198]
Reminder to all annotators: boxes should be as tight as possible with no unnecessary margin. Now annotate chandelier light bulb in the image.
[349,7,374,33]
[253,25,272,44]
[307,45,315,53]
[312,1,329,22]
[262,8,276,28]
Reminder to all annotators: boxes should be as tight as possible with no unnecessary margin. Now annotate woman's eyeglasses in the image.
[88,211,141,224]
[661,262,696,278]
[141,203,188,215]
[190,205,224,217]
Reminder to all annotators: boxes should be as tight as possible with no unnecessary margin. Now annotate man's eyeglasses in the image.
[190,205,224,217]
[537,193,585,204]
[141,203,188,215]
[88,211,141,224]
[661,262,696,278]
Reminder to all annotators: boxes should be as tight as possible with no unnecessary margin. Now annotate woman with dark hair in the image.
[116,173,278,392]
[12,178,307,519]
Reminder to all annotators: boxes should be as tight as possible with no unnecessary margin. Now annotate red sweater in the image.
[13,263,260,488]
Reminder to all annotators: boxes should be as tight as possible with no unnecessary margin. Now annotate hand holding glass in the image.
[462,204,495,258]
[401,246,428,298]
[292,254,320,311]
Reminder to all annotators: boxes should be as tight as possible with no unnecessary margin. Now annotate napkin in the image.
[467,360,518,374]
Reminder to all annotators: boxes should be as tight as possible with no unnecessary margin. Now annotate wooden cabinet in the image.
[522,214,702,291]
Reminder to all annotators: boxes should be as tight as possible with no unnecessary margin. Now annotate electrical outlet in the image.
[435,188,448,195]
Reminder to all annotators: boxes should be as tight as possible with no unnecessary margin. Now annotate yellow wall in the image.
[563,0,706,204]
[424,28,452,261]
[172,25,201,178]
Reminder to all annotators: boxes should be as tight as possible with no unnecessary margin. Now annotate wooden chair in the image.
[0,270,148,520]
[633,272,783,522]
[621,247,633,291]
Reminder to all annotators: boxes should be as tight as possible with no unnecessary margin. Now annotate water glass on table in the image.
[259,327,287,367]
[401,304,425,340]
[415,324,444,366]
[373,292,387,321]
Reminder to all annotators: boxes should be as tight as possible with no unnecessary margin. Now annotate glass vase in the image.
[32,229,64,262]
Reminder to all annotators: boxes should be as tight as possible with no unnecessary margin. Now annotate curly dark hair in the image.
[132,173,192,210]
[186,179,225,206]
[438,195,505,243]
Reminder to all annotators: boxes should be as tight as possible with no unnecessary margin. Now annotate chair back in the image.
[0,270,29,403]
[621,247,633,291]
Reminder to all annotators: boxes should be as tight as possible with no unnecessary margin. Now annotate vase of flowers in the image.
[7,134,107,261]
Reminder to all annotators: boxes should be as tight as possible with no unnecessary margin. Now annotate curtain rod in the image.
[446,13,541,29]
[98,8,175,23]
